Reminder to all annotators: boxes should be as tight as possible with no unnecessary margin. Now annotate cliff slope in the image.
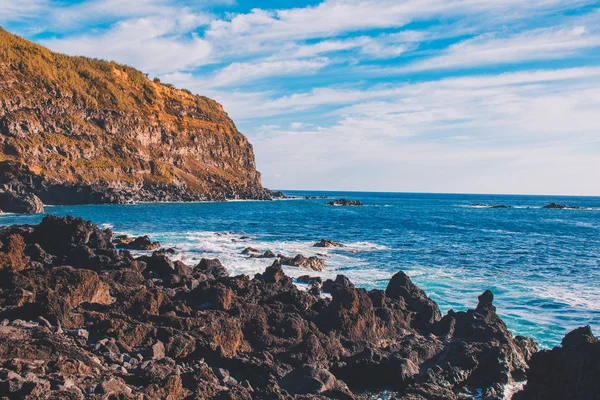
[0,27,272,206]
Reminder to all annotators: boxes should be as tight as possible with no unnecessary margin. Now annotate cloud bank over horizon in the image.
[2,0,599,195]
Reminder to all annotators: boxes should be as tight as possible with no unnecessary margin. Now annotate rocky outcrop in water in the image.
[0,28,275,209]
[0,215,546,399]
[114,235,161,251]
[542,203,582,210]
[514,326,600,400]
[314,239,345,248]
[471,203,514,209]
[327,199,363,206]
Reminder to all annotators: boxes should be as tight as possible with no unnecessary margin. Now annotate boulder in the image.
[280,254,326,271]
[385,271,441,328]
[514,326,600,400]
[314,239,345,248]
[196,258,228,279]
[116,235,160,250]
[542,202,582,210]
[0,190,44,214]
[327,199,363,206]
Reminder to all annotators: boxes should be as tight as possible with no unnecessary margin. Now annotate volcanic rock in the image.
[314,239,345,248]
[471,203,514,209]
[115,235,160,250]
[542,202,582,210]
[0,190,44,214]
[327,199,363,206]
[279,254,326,271]
[0,215,558,399]
[514,326,600,400]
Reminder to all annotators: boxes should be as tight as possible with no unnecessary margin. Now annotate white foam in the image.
[530,282,600,310]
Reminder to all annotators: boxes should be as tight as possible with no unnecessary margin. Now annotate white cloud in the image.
[42,15,212,74]
[0,0,46,22]
[206,58,330,87]
[400,25,600,72]
[207,0,590,43]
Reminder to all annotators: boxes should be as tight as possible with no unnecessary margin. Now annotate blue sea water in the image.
[1,191,599,348]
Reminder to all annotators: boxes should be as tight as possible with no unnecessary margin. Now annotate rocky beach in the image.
[0,215,597,399]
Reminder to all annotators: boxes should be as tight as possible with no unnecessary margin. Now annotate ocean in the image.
[1,191,598,348]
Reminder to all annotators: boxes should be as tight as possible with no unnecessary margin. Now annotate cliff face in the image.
[0,27,272,205]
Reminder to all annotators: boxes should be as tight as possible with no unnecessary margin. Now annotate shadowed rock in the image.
[514,326,600,400]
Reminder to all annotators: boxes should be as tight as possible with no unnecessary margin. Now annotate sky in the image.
[1,0,600,195]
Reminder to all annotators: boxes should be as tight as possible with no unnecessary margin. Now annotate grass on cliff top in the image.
[0,26,227,122]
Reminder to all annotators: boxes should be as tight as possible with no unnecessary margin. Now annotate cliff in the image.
[0,27,273,208]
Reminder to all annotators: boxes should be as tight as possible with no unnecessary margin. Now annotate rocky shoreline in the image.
[0,215,595,399]
[0,160,284,215]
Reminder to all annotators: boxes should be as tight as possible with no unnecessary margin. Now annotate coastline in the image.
[0,213,597,399]
[0,215,536,398]
[1,193,598,349]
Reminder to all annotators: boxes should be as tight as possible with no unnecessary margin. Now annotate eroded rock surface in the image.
[0,215,544,399]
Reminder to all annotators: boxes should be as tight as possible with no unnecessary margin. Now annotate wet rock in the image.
[296,275,323,285]
[308,283,322,297]
[115,235,160,250]
[279,254,326,271]
[241,247,261,255]
[542,202,582,210]
[327,199,363,206]
[314,239,345,248]
[471,203,514,209]
[249,249,276,258]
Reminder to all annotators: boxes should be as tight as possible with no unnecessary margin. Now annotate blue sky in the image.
[2,0,600,195]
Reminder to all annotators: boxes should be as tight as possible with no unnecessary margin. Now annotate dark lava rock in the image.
[115,235,160,250]
[296,275,323,285]
[280,254,326,271]
[0,215,560,400]
[314,239,345,248]
[386,271,441,328]
[249,249,276,259]
[196,258,228,279]
[542,202,582,210]
[514,326,600,400]
[327,199,363,206]
[471,203,514,209]
[241,247,261,255]
[0,190,44,214]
